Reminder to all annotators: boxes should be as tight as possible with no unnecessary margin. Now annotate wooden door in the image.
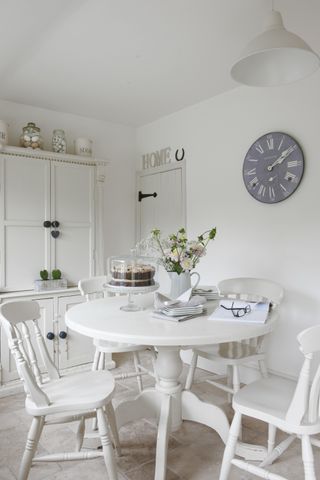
[0,297,54,384]
[137,164,186,241]
[57,295,94,370]
[50,162,95,287]
[0,156,50,291]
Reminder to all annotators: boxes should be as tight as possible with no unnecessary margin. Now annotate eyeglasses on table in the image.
[221,301,251,318]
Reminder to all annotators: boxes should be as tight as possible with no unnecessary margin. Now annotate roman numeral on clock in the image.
[249,177,259,188]
[280,183,289,195]
[255,143,264,154]
[245,168,256,176]
[285,171,297,182]
[257,184,266,196]
[287,160,302,168]
[278,135,285,150]
[269,186,275,200]
[267,137,274,150]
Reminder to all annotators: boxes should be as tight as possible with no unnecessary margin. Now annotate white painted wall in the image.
[0,99,136,262]
[136,71,320,380]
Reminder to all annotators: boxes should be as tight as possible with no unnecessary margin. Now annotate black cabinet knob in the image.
[46,332,55,340]
[59,331,67,339]
[43,221,51,228]
[51,230,60,238]
[51,221,60,228]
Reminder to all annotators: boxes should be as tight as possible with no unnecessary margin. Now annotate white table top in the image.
[66,293,278,347]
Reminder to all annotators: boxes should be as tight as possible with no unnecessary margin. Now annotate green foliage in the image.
[52,269,62,280]
[40,269,49,281]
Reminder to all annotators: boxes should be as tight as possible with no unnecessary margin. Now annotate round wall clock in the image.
[243,132,304,204]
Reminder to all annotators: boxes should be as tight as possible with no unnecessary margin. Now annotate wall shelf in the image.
[0,145,110,166]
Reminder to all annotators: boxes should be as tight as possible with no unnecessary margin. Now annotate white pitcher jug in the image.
[168,271,200,299]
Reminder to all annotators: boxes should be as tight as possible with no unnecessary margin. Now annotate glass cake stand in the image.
[104,282,159,312]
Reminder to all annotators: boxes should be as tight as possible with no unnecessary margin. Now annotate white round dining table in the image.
[66,293,277,480]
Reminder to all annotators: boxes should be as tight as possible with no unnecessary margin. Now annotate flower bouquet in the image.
[150,227,217,274]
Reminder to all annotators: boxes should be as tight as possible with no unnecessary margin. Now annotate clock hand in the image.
[267,145,297,171]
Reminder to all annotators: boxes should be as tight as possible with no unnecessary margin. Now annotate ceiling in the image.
[1,0,319,126]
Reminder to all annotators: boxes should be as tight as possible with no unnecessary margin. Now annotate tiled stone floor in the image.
[1,352,319,479]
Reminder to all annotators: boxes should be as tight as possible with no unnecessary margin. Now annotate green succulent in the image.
[52,269,62,280]
[40,269,49,281]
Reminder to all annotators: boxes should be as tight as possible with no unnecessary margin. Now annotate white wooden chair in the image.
[185,278,284,401]
[0,300,120,480]
[78,276,158,391]
[219,324,320,480]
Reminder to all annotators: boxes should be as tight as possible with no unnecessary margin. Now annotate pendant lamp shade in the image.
[231,11,320,86]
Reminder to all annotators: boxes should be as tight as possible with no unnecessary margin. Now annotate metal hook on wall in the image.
[175,148,185,162]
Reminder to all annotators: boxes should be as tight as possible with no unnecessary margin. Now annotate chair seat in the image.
[233,376,320,434]
[26,370,115,416]
[93,338,148,353]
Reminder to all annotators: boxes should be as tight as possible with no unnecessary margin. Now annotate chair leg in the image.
[75,416,85,451]
[267,424,277,455]
[133,351,143,392]
[98,351,105,370]
[96,408,118,480]
[302,435,316,480]
[91,350,101,431]
[18,416,44,480]
[150,347,159,383]
[259,358,269,379]
[219,411,242,480]
[92,348,100,371]
[227,365,233,403]
[185,352,198,390]
[232,365,240,394]
[105,402,121,456]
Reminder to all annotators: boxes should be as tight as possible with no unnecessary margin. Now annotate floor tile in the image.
[125,460,181,480]
[1,358,320,480]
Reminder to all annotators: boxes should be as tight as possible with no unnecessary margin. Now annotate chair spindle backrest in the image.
[286,325,320,426]
[218,277,284,306]
[0,300,59,406]
[78,276,108,301]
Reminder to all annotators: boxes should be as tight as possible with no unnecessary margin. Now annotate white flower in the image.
[189,241,206,257]
[181,257,193,271]
[169,249,180,262]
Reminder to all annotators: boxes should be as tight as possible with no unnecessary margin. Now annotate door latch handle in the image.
[138,191,157,202]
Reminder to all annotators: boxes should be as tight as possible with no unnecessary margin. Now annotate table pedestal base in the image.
[114,346,267,479]
[114,346,230,479]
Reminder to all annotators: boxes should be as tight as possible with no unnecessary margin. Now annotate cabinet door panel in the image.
[57,295,94,370]
[51,162,93,223]
[54,227,91,287]
[0,298,54,384]
[0,156,50,291]
[4,156,49,221]
[50,162,95,286]
[5,226,46,291]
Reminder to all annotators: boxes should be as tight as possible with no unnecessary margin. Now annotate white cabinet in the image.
[0,147,108,392]
[0,290,95,386]
[0,151,98,292]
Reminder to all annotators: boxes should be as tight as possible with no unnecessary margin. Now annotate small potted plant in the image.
[34,268,67,291]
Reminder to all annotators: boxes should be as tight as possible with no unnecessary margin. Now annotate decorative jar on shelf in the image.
[20,122,43,149]
[0,120,8,146]
[52,129,67,153]
[74,137,93,157]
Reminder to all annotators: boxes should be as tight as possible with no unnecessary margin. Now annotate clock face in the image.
[243,132,304,204]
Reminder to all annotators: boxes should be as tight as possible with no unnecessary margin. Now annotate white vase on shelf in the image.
[168,271,200,299]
